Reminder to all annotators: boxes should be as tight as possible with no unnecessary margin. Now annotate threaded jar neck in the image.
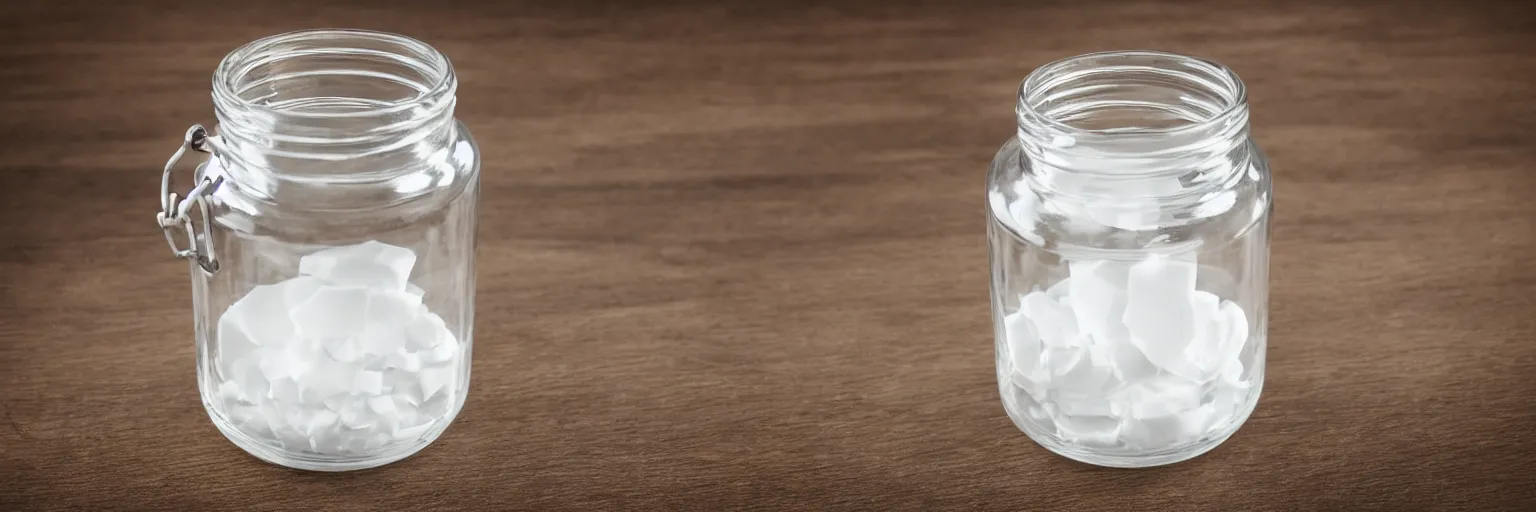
[211,29,457,184]
[1015,51,1249,181]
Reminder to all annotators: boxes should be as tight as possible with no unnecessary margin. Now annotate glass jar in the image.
[988,51,1270,467]
[155,29,479,471]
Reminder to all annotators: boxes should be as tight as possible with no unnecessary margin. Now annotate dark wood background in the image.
[2,0,1533,510]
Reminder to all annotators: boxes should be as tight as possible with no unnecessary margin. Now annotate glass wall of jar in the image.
[156,30,480,471]
[987,51,1271,468]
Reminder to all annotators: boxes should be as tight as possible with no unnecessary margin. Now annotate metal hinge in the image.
[156,124,224,274]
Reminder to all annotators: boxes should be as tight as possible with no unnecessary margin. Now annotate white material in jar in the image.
[214,241,464,455]
[1001,252,1251,450]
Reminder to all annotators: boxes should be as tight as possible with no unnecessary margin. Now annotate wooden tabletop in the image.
[3,0,1534,509]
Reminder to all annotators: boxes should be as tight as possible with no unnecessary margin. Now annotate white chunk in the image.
[291,285,370,339]
[257,343,315,383]
[1054,415,1121,447]
[1047,346,1114,398]
[353,370,384,396]
[322,396,346,412]
[367,241,418,281]
[1127,253,1197,293]
[1054,394,1115,417]
[419,367,453,402]
[267,377,302,403]
[1117,375,1204,420]
[282,405,309,429]
[258,401,288,435]
[298,246,345,280]
[417,393,452,423]
[230,405,275,439]
[1004,312,1049,399]
[1044,279,1070,302]
[216,313,259,372]
[407,311,449,349]
[340,403,376,430]
[1091,339,1156,391]
[360,323,410,357]
[341,435,371,454]
[406,283,426,297]
[228,284,299,347]
[1123,255,1200,374]
[1067,260,1132,344]
[385,351,423,373]
[386,371,423,406]
[1066,268,1114,333]
[217,379,246,407]
[321,336,362,364]
[298,242,378,277]
[392,394,421,422]
[1217,300,1250,365]
[1220,359,1250,392]
[1209,386,1243,427]
[227,402,260,424]
[367,395,399,418]
[372,292,424,319]
[313,431,348,456]
[1120,412,1195,450]
[425,333,461,364]
[1109,347,1158,390]
[302,358,359,399]
[1021,291,1078,348]
[306,409,339,435]
[272,413,312,451]
[274,429,311,452]
[298,241,417,291]
[1179,291,1227,381]
[254,351,291,385]
[280,276,325,309]
[285,341,321,377]
[226,356,268,406]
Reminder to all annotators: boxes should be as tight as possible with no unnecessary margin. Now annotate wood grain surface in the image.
[2,0,1534,510]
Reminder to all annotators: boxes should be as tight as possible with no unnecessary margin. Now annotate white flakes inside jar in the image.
[1003,253,1253,451]
[214,241,462,456]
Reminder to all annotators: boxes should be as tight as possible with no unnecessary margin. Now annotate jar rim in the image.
[212,29,455,121]
[1016,50,1248,140]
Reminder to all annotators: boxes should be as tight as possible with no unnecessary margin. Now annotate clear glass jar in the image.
[988,51,1270,467]
[155,29,479,471]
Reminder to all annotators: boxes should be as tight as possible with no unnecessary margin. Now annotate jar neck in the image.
[210,30,458,190]
[1014,51,1250,196]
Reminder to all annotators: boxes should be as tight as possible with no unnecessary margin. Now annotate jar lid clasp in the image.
[157,124,223,274]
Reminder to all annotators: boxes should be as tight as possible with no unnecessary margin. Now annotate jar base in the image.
[1004,383,1262,469]
[206,404,461,472]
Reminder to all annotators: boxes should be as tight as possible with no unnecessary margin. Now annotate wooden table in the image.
[3,0,1533,509]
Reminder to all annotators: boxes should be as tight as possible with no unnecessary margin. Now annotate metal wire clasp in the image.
[157,124,224,274]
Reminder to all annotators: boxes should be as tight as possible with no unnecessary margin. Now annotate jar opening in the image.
[208,29,461,182]
[1017,51,1246,139]
[214,29,453,120]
